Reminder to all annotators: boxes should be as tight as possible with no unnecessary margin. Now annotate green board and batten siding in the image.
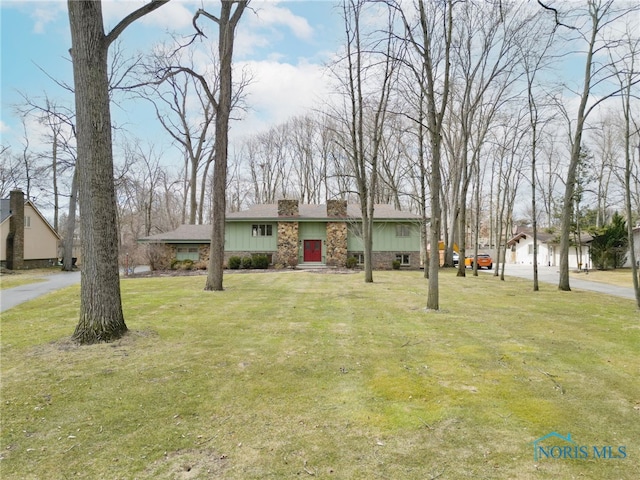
[348,222,420,252]
[224,222,278,252]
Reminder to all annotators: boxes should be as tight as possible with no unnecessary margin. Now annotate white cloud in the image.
[232,59,330,139]
[101,0,194,31]
[249,3,314,41]
[31,4,65,34]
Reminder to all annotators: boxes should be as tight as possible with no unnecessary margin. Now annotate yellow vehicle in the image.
[465,253,493,270]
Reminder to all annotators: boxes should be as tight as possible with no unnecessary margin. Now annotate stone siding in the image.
[326,222,348,267]
[349,251,421,270]
[278,199,299,217]
[275,222,299,266]
[326,199,347,217]
[6,190,25,270]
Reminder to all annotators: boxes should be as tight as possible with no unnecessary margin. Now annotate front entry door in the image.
[304,240,322,262]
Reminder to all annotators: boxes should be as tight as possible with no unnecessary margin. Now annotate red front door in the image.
[304,240,322,262]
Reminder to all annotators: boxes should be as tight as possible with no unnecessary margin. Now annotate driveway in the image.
[490,263,637,300]
[1,270,82,313]
[0,267,150,313]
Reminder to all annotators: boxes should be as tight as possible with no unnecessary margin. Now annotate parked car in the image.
[453,252,459,266]
[465,253,493,269]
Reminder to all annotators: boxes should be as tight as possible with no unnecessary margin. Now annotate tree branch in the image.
[536,0,577,31]
[105,0,171,47]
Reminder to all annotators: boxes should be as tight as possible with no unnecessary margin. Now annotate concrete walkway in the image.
[487,264,637,301]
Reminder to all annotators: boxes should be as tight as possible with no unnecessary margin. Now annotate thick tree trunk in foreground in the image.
[68,0,169,343]
[68,1,125,343]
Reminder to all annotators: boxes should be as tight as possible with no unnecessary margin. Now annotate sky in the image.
[0,0,344,162]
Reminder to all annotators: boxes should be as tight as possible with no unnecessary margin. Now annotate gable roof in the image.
[139,204,421,243]
[507,226,591,247]
[0,196,61,240]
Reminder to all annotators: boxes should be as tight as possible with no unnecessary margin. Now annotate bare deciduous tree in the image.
[67,0,170,344]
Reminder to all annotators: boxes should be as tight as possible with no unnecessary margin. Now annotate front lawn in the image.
[0,267,60,290]
[1,271,638,479]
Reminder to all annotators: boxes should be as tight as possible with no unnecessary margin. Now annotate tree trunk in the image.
[205,1,247,291]
[68,0,126,343]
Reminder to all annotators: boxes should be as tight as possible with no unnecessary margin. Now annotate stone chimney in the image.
[326,200,347,218]
[278,199,299,217]
[6,189,25,270]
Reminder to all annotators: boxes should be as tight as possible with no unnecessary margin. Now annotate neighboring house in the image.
[1,190,60,269]
[507,226,592,269]
[139,200,422,269]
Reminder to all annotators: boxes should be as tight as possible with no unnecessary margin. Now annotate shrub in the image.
[228,256,242,270]
[241,256,253,269]
[170,258,181,270]
[251,254,270,269]
[194,261,208,270]
[180,259,194,271]
[392,260,401,270]
[346,257,358,269]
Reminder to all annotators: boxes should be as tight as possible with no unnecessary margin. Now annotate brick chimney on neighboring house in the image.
[6,189,25,270]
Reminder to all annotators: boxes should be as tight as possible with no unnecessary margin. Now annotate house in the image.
[139,200,422,269]
[1,190,61,269]
[507,226,592,269]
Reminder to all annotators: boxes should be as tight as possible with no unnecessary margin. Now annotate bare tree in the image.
[67,0,170,344]
[611,24,640,307]
[139,46,217,225]
[394,0,453,309]
[330,0,399,282]
[203,0,248,291]
[539,0,640,291]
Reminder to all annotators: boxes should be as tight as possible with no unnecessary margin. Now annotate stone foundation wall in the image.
[349,251,421,270]
[1,258,56,269]
[275,222,299,266]
[326,222,347,267]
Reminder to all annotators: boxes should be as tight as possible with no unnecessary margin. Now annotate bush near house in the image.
[241,256,253,269]
[228,256,242,270]
[346,256,358,269]
[251,254,270,269]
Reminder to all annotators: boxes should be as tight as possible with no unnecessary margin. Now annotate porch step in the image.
[297,263,328,270]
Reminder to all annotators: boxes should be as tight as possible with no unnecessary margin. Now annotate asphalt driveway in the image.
[486,263,637,300]
[0,270,82,313]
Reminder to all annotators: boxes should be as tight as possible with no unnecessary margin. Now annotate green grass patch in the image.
[0,268,61,290]
[1,271,639,479]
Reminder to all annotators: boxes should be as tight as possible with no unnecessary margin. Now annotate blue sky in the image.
[1,0,343,156]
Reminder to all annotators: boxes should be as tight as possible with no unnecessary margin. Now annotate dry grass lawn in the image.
[1,270,639,479]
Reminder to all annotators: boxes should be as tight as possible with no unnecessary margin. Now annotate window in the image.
[396,224,410,237]
[24,216,31,228]
[352,253,364,265]
[176,246,199,261]
[252,224,273,237]
[396,253,410,266]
